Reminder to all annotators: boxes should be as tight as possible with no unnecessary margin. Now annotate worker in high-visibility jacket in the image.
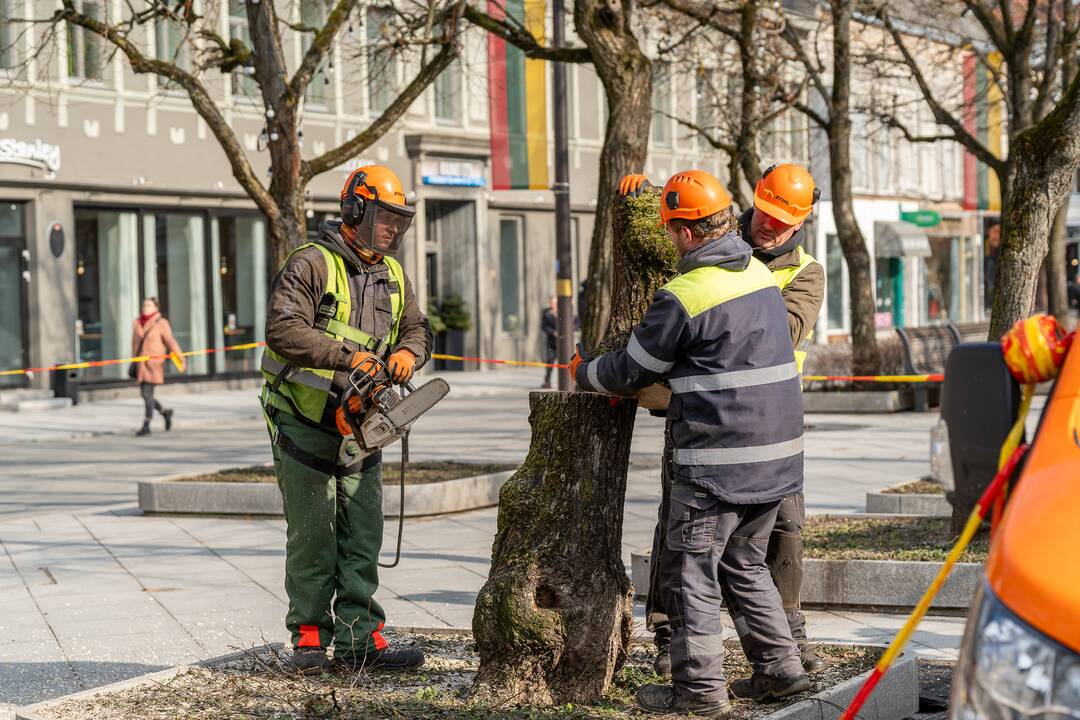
[731,163,826,673]
[574,170,810,716]
[260,165,432,675]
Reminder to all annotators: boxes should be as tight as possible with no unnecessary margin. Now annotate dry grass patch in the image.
[176,462,516,486]
[804,516,988,563]
[880,478,945,495]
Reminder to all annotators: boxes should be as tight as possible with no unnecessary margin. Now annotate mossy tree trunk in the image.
[472,191,677,705]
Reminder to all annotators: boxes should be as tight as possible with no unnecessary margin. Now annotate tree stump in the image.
[472,191,677,705]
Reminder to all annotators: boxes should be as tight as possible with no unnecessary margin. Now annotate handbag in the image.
[129,317,161,380]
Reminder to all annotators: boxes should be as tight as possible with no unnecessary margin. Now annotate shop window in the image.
[0,203,26,387]
[67,0,105,82]
[229,0,257,97]
[826,234,846,331]
[212,216,267,374]
[0,0,17,70]
[143,213,209,376]
[75,210,140,381]
[301,0,329,107]
[499,217,524,333]
[875,257,902,328]
[434,58,462,125]
[366,6,396,115]
[651,62,671,147]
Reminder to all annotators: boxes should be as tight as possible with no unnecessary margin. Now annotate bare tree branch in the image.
[780,21,830,112]
[54,2,274,218]
[667,111,736,154]
[302,41,459,179]
[289,0,357,103]
[962,0,1008,52]
[463,4,590,62]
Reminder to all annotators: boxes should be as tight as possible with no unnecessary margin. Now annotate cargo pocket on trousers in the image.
[666,484,719,553]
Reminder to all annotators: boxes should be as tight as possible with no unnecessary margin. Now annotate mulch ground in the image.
[176,462,517,486]
[37,632,882,720]
[803,516,988,563]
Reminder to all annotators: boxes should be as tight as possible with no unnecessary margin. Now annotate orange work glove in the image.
[568,344,588,384]
[618,174,652,197]
[335,406,353,437]
[351,350,380,378]
[387,348,417,384]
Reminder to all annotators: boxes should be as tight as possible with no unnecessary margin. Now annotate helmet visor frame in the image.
[356,198,415,257]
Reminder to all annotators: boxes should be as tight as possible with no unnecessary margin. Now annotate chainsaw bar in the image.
[358,378,450,451]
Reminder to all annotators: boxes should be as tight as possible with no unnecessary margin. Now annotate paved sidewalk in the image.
[0,368,963,714]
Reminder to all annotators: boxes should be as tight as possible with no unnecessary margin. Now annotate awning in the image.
[875,221,933,258]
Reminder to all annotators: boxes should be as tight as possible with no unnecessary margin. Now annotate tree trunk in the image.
[1046,201,1069,320]
[828,0,881,375]
[267,200,309,272]
[576,0,652,351]
[990,73,1080,337]
[472,191,677,705]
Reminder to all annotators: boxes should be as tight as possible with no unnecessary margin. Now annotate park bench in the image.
[948,321,992,344]
[895,325,957,410]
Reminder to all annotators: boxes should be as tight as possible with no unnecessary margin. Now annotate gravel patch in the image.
[804,516,988,562]
[176,462,517,486]
[881,479,945,495]
[35,632,882,720]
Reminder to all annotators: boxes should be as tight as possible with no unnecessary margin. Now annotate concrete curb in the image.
[138,469,515,518]
[15,645,285,720]
[632,549,980,609]
[766,653,919,720]
[802,390,913,414]
[16,644,917,720]
[865,492,951,516]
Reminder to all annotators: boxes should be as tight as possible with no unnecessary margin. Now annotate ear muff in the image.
[341,171,367,226]
[665,191,680,210]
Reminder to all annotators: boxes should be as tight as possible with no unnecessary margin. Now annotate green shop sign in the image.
[900,210,942,227]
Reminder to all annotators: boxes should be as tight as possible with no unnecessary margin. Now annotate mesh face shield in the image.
[356,199,415,257]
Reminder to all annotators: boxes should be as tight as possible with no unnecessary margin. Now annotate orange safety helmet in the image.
[340,165,414,257]
[659,170,733,226]
[754,163,817,226]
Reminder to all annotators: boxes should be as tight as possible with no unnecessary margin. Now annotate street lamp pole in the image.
[552,0,574,390]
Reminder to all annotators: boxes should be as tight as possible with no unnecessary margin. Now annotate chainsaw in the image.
[337,355,449,568]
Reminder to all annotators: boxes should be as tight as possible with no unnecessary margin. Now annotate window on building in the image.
[155,17,189,71]
[651,62,671,146]
[434,58,462,124]
[874,126,893,193]
[212,216,268,374]
[0,203,26,388]
[695,72,718,150]
[229,0,257,97]
[67,0,105,81]
[790,111,806,162]
[826,234,847,330]
[75,210,140,380]
[851,113,870,191]
[499,218,524,333]
[301,0,329,107]
[366,6,396,115]
[0,0,18,70]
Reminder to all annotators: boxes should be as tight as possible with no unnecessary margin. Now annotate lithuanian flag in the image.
[962,51,1003,212]
[487,0,549,190]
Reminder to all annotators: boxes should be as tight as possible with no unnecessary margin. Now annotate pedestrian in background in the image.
[541,295,558,388]
[132,297,184,437]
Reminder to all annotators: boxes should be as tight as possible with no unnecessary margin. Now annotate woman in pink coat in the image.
[132,297,185,436]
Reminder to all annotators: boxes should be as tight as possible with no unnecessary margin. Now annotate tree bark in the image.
[575,0,653,351]
[828,0,881,375]
[990,72,1080,337]
[1047,201,1070,320]
[472,191,678,705]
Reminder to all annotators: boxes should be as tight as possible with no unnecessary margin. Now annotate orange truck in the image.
[939,332,1080,717]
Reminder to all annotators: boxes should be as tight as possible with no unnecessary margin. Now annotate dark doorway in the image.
[426,200,477,370]
[0,202,29,387]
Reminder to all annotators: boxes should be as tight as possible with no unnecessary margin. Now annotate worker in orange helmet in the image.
[572,170,809,716]
[260,165,432,674]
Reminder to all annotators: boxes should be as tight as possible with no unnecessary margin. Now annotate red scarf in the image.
[138,311,159,327]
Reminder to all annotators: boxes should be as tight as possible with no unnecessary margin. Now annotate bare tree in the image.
[8,0,465,269]
[874,0,1080,335]
[465,0,653,350]
[652,0,805,210]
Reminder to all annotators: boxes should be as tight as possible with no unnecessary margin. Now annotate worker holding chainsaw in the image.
[573,170,809,717]
[625,164,826,680]
[260,165,433,675]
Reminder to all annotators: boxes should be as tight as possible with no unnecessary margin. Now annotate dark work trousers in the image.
[723,493,807,647]
[140,383,165,422]
[660,485,802,702]
[646,419,676,645]
[543,339,557,385]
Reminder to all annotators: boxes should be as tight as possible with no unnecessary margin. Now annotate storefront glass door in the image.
[211,216,267,373]
[0,202,28,386]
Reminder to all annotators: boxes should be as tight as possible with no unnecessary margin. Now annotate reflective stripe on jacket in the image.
[576,232,804,504]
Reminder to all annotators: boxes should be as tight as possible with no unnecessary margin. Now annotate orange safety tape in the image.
[0,342,266,377]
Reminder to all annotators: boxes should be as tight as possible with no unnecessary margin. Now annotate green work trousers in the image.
[270,411,387,657]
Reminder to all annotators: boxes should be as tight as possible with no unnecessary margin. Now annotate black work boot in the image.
[653,641,672,678]
[799,643,827,673]
[291,646,331,674]
[163,409,174,431]
[136,422,151,437]
[636,684,731,718]
[336,647,425,672]
[729,672,811,702]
